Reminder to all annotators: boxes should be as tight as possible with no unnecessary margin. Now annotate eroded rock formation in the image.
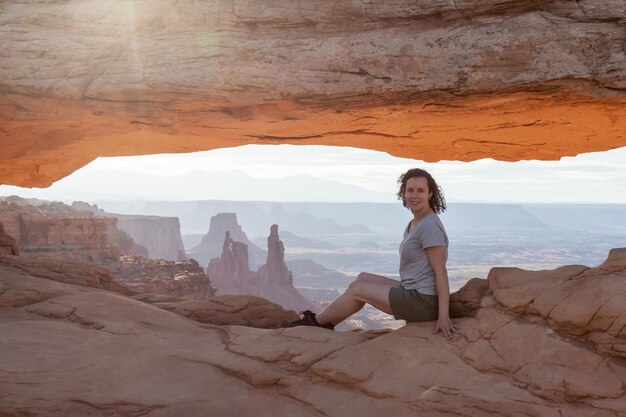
[113,214,186,261]
[488,248,626,359]
[1,248,625,416]
[0,199,120,262]
[133,293,298,328]
[70,201,148,256]
[0,221,19,256]
[73,200,183,259]
[208,226,317,312]
[257,224,294,287]
[0,254,133,301]
[1,0,625,187]
[107,255,216,300]
[0,198,215,300]
[189,212,266,270]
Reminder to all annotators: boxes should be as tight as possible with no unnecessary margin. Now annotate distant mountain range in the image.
[6,169,392,203]
[97,200,373,237]
[95,199,626,238]
[521,204,626,233]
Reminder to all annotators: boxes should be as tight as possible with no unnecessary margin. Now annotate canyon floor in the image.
[1,249,625,417]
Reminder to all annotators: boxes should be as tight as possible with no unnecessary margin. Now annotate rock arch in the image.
[1,0,625,187]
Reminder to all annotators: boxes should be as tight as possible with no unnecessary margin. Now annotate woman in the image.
[282,168,459,339]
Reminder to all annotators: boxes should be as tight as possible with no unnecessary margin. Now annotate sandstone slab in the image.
[489,248,626,359]
[132,293,298,329]
[1,249,625,416]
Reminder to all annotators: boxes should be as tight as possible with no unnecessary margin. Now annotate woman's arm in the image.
[425,246,459,339]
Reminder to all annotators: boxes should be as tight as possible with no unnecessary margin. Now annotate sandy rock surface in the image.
[489,248,626,359]
[1,249,625,416]
[132,293,298,329]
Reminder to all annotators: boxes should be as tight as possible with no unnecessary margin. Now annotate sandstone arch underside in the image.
[1,0,625,187]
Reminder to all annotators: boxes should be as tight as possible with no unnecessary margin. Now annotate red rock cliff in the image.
[0,200,119,263]
[113,214,186,261]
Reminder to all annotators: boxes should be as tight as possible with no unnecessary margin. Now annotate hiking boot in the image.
[281,310,334,330]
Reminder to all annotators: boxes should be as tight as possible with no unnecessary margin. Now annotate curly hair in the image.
[396,168,446,214]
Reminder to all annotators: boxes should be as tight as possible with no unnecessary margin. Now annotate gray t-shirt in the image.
[398,212,448,295]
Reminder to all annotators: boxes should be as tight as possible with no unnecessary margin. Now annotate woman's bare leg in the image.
[355,272,401,287]
[315,278,397,326]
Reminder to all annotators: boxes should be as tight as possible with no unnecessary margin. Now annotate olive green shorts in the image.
[388,287,438,322]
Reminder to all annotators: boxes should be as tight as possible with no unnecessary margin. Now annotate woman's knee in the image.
[347,280,379,298]
[356,272,371,282]
[347,279,364,294]
[346,281,393,312]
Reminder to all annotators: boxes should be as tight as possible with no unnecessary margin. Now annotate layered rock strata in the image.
[73,201,180,259]
[0,254,133,302]
[0,200,120,263]
[1,0,625,187]
[67,201,150,257]
[208,226,317,312]
[132,293,298,328]
[0,198,220,300]
[107,255,216,300]
[113,214,186,261]
[1,249,625,416]
[103,221,150,257]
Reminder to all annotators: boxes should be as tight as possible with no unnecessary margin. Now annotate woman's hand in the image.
[425,246,459,340]
[433,315,460,340]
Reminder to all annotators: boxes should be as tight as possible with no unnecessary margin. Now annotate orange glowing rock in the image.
[1,0,625,187]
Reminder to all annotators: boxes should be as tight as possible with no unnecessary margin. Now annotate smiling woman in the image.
[282,167,460,339]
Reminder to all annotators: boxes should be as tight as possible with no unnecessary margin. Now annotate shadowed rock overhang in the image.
[1,0,625,187]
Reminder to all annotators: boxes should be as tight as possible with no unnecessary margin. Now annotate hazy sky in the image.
[1,144,626,203]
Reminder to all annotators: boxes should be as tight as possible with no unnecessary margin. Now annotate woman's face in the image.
[404,176,432,213]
